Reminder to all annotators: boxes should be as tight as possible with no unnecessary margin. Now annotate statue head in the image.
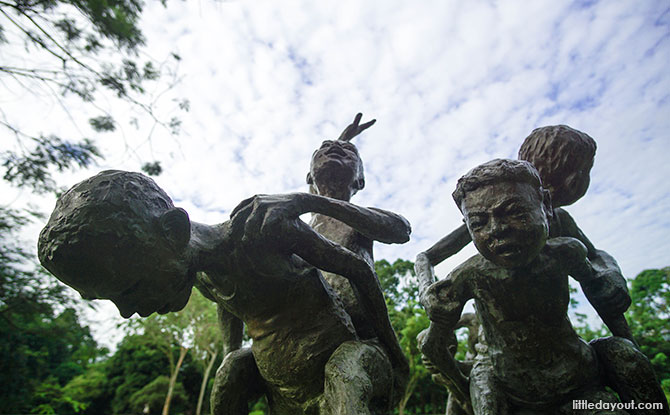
[518,125,596,207]
[38,170,195,318]
[453,159,552,268]
[307,139,365,199]
[306,113,374,200]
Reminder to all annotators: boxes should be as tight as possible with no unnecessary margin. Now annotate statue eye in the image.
[468,216,487,230]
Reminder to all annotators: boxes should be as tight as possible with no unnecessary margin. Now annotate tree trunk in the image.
[398,373,418,415]
[162,346,189,415]
[196,349,218,415]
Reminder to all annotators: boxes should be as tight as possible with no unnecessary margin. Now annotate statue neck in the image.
[314,182,354,201]
[188,221,234,273]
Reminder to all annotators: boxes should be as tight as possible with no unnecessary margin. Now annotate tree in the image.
[189,287,222,415]
[102,334,172,414]
[60,367,108,415]
[1,0,187,181]
[0,304,105,414]
[375,259,447,415]
[124,288,221,415]
[626,266,670,401]
[128,375,189,415]
[127,311,191,415]
[0,2,187,411]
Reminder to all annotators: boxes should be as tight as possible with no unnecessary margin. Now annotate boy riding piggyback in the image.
[418,159,667,415]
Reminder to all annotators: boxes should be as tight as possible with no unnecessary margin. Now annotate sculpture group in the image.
[38,115,668,414]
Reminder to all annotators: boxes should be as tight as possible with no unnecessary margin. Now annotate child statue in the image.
[38,169,410,414]
[418,159,667,414]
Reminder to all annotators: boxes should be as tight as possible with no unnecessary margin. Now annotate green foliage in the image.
[0,305,104,413]
[2,136,100,193]
[1,0,188,178]
[104,334,171,414]
[88,115,116,132]
[0,3,190,412]
[128,375,188,415]
[31,378,87,415]
[122,289,222,415]
[0,202,106,414]
[626,267,670,400]
[142,160,163,176]
[375,259,447,415]
[61,368,108,414]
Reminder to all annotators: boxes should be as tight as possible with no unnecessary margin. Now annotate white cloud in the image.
[5,0,669,348]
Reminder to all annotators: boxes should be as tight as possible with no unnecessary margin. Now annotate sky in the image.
[2,0,669,348]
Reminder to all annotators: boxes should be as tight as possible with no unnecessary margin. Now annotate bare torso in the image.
[203,247,358,407]
[310,213,376,339]
[451,240,600,406]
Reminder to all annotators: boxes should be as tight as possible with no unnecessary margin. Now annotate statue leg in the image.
[446,393,472,415]
[320,340,393,415]
[552,385,629,415]
[590,336,669,415]
[469,356,508,415]
[275,218,408,375]
[210,347,265,415]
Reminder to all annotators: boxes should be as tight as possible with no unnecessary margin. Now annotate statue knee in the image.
[590,336,668,413]
[590,336,648,375]
[323,341,392,411]
[211,347,264,415]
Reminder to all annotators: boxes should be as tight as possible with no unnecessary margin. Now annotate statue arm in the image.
[418,270,472,405]
[554,237,637,346]
[416,224,471,308]
[416,252,437,309]
[290,219,408,373]
[301,193,411,244]
[555,208,631,314]
[218,304,244,357]
[231,192,411,244]
[423,223,472,265]
[230,195,408,373]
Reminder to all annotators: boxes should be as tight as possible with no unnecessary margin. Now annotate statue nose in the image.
[489,217,509,235]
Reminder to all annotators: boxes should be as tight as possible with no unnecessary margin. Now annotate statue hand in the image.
[230,193,306,246]
[583,269,631,316]
[421,285,457,327]
[337,113,376,142]
[420,349,450,387]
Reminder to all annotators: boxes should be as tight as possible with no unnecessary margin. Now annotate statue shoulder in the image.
[544,237,588,263]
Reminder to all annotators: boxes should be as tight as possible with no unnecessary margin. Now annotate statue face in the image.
[38,170,195,319]
[105,253,194,318]
[460,181,550,268]
[63,230,195,319]
[309,140,363,191]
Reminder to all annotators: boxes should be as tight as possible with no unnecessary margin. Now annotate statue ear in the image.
[306,172,313,185]
[159,208,191,251]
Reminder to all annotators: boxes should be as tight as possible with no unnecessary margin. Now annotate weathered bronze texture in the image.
[39,118,410,414]
[417,159,668,415]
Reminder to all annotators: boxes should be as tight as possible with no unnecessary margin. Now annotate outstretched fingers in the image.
[338,112,376,142]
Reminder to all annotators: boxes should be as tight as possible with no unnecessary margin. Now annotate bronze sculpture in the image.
[210,113,409,413]
[418,159,668,414]
[415,126,638,413]
[38,169,410,415]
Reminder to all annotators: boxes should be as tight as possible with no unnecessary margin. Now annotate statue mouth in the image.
[492,243,523,257]
[324,146,348,157]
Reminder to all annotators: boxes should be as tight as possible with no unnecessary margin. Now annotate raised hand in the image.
[337,113,376,142]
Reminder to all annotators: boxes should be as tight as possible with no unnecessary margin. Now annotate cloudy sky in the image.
[3,0,669,347]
